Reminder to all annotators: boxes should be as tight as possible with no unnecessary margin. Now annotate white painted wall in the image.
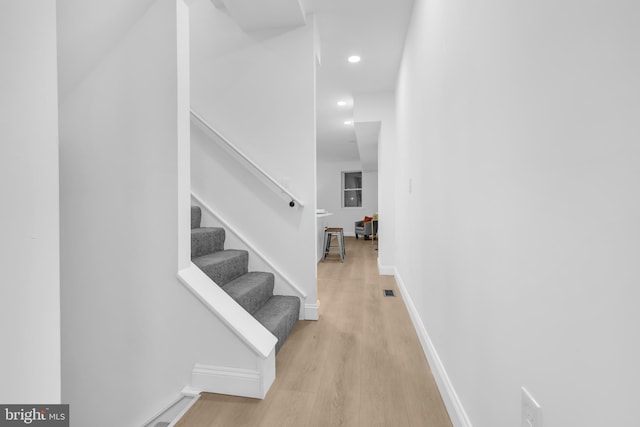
[354,91,396,273]
[395,1,640,426]
[0,0,61,404]
[56,0,157,100]
[190,0,317,312]
[317,160,378,237]
[59,1,258,425]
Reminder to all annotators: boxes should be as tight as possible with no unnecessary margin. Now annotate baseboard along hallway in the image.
[175,236,452,426]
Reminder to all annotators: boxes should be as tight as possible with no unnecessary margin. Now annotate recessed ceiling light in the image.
[347,55,361,63]
[344,120,353,125]
[337,100,347,107]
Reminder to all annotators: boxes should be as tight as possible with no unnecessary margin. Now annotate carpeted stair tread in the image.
[191,206,201,229]
[189,205,299,355]
[254,295,300,354]
[192,249,248,286]
[222,272,274,315]
[191,227,225,258]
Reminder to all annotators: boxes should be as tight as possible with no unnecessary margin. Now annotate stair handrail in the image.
[190,110,305,208]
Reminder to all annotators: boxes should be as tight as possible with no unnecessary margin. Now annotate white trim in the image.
[180,386,201,397]
[191,192,308,312]
[176,0,191,271]
[258,350,276,397]
[377,258,395,276]
[140,389,200,427]
[140,395,183,427]
[192,351,275,399]
[394,269,473,427]
[166,393,201,427]
[191,110,304,208]
[304,301,320,320]
[177,264,277,358]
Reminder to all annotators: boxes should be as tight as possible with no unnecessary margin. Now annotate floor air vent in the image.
[383,289,396,297]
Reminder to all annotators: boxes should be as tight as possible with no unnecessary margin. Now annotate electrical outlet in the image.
[521,387,542,427]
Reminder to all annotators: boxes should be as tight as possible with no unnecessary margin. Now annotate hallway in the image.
[176,236,452,426]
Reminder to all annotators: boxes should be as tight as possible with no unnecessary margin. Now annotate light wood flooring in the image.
[175,236,452,427]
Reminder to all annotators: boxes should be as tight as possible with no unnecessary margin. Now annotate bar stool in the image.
[322,227,345,262]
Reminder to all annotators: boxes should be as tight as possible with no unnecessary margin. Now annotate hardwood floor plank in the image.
[176,236,452,426]
[255,390,315,427]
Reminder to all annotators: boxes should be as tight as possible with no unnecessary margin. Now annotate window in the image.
[342,171,362,208]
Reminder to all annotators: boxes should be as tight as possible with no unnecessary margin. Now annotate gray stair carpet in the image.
[193,249,248,286]
[190,205,299,353]
[191,205,201,229]
[222,272,274,315]
[254,295,300,354]
[191,227,225,258]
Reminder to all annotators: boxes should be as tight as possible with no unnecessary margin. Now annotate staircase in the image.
[190,206,300,353]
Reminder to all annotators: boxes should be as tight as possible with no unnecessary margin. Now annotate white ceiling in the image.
[210,0,307,32]
[304,0,415,167]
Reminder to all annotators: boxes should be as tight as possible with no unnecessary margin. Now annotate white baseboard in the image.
[394,270,473,427]
[377,258,395,276]
[167,391,201,427]
[305,301,319,320]
[191,350,275,399]
[140,389,199,427]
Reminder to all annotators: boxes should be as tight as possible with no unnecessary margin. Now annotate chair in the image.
[354,219,378,240]
[322,227,345,262]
